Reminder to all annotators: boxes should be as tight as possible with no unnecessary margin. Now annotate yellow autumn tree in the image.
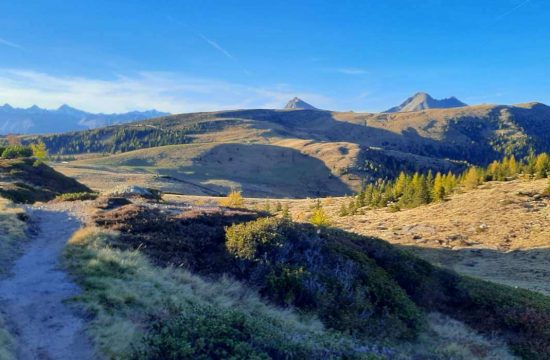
[309,200,331,227]
[462,167,480,190]
[30,142,48,159]
[432,172,446,201]
[219,190,244,207]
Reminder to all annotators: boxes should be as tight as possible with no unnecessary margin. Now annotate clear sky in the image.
[0,0,548,113]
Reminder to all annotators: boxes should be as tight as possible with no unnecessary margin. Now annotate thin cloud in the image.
[0,69,331,113]
[198,32,235,60]
[494,0,532,22]
[334,68,368,75]
[0,37,23,50]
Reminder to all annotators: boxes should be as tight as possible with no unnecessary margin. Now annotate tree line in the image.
[30,127,191,155]
[340,152,550,216]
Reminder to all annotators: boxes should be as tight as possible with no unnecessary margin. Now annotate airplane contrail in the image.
[0,37,23,50]
[197,32,236,60]
[494,0,532,22]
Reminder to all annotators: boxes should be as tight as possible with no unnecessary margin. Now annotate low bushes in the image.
[320,228,550,359]
[88,206,549,358]
[64,228,381,359]
[226,218,425,340]
[55,192,99,202]
[225,218,550,358]
[1,145,33,159]
[93,206,263,272]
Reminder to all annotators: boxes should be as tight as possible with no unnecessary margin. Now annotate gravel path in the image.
[0,209,97,360]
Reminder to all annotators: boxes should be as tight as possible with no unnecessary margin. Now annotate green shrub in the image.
[226,218,425,340]
[325,229,550,359]
[55,192,99,202]
[1,145,33,159]
[136,304,373,360]
[227,220,550,357]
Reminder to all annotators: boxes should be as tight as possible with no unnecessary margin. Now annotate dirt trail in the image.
[0,209,97,360]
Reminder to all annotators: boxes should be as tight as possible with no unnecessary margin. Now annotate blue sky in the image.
[0,0,548,113]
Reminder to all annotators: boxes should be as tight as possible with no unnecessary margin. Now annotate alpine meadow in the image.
[1,1,550,360]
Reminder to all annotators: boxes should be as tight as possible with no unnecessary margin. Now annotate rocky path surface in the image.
[0,208,97,360]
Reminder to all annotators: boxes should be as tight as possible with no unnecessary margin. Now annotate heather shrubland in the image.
[70,199,548,359]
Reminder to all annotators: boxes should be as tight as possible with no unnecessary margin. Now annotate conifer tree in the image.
[338,201,349,217]
[463,167,480,189]
[508,155,518,177]
[432,172,446,201]
[281,204,291,220]
[393,172,408,198]
[310,201,331,227]
[535,153,550,179]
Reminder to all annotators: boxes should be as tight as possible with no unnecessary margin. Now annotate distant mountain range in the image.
[284,97,318,110]
[0,104,169,134]
[385,92,467,113]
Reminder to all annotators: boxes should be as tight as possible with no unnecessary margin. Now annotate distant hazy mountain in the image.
[284,97,318,110]
[385,92,467,113]
[0,104,169,134]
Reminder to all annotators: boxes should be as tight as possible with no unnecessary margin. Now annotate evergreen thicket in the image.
[342,152,550,215]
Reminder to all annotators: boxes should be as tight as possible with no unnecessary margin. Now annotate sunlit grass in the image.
[63,228,371,359]
[0,197,27,360]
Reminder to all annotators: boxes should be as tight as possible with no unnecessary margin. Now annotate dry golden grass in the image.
[56,141,354,198]
[305,179,550,295]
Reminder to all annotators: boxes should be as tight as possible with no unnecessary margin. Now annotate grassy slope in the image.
[64,223,517,359]
[0,158,90,203]
[57,139,462,198]
[65,142,353,198]
[63,228,379,359]
[0,198,28,359]
[318,178,550,296]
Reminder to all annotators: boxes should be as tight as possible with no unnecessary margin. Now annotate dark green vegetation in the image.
[226,217,424,340]
[227,218,550,359]
[342,152,550,214]
[0,145,33,159]
[54,192,99,202]
[136,304,376,360]
[0,158,90,203]
[88,203,550,359]
[31,126,191,154]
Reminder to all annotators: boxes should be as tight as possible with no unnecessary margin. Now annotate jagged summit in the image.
[385,92,467,113]
[284,97,317,110]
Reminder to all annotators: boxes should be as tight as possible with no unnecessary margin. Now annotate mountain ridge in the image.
[0,103,169,135]
[385,92,467,113]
